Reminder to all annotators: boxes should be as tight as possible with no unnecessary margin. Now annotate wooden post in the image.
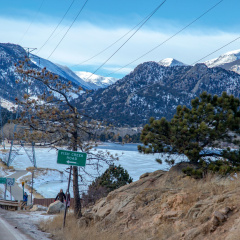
[63,166,72,228]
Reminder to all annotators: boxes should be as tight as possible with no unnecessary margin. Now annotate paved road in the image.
[7,170,28,202]
[0,215,33,240]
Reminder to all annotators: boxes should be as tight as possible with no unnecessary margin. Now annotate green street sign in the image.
[0,178,6,184]
[57,150,87,167]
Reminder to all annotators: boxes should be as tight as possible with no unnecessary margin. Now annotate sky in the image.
[0,0,240,78]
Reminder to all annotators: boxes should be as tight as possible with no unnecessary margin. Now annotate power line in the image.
[78,33,240,113]
[84,0,167,81]
[47,0,89,60]
[192,36,240,65]
[18,0,46,45]
[36,0,76,54]
[71,1,168,67]
[105,0,224,77]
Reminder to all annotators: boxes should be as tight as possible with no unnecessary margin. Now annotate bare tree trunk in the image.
[72,117,82,218]
[72,166,82,218]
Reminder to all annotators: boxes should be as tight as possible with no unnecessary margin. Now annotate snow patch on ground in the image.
[0,208,53,240]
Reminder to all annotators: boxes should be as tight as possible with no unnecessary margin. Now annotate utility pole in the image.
[24,47,37,59]
[7,47,37,168]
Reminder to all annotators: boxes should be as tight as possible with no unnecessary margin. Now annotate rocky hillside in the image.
[0,43,86,104]
[75,61,240,126]
[75,163,240,240]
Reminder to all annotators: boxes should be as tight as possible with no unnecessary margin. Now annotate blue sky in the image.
[1,0,240,78]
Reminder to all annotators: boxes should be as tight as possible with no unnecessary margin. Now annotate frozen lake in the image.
[2,143,184,198]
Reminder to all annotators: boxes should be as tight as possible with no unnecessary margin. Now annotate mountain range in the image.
[75,60,240,126]
[1,42,240,127]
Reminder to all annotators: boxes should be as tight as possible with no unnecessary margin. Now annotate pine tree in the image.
[138,92,240,176]
[83,164,133,205]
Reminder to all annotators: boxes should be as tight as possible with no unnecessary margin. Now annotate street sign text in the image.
[57,150,87,166]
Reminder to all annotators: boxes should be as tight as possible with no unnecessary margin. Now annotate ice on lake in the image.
[1,143,186,198]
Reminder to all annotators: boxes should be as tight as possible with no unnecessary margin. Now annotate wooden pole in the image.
[63,166,72,228]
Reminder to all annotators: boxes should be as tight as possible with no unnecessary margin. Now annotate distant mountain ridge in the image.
[75,71,118,89]
[204,49,240,74]
[30,54,93,90]
[75,61,240,126]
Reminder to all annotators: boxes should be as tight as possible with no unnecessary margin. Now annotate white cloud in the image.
[0,16,240,77]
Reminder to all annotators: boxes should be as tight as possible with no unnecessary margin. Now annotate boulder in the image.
[47,200,65,214]
[30,204,48,212]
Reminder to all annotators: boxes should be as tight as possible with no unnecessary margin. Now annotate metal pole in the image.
[31,170,34,204]
[23,184,24,200]
[63,166,72,228]
[10,186,12,200]
[4,183,6,200]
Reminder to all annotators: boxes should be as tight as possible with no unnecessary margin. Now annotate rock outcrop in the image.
[47,201,65,214]
[79,163,240,240]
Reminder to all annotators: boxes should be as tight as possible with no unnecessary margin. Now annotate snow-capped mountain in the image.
[30,54,117,90]
[75,61,240,126]
[0,43,86,105]
[30,54,93,90]
[205,49,240,74]
[75,71,118,89]
[158,58,187,67]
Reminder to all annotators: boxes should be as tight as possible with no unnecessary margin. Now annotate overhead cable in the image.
[84,0,167,81]
[105,0,224,77]
[47,0,89,60]
[78,34,240,113]
[72,1,167,67]
[36,0,76,54]
[18,0,46,45]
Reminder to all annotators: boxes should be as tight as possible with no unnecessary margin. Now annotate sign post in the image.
[22,181,25,200]
[31,171,34,204]
[57,150,87,228]
[6,178,15,200]
[4,183,6,200]
[0,178,7,200]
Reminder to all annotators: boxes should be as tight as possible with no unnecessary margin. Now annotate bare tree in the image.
[14,58,117,218]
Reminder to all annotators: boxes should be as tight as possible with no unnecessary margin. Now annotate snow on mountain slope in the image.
[30,54,93,90]
[158,58,187,67]
[205,49,240,74]
[75,71,118,89]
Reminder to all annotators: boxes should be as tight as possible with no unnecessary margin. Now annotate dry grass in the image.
[0,158,14,170]
[39,172,240,240]
[39,213,151,240]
